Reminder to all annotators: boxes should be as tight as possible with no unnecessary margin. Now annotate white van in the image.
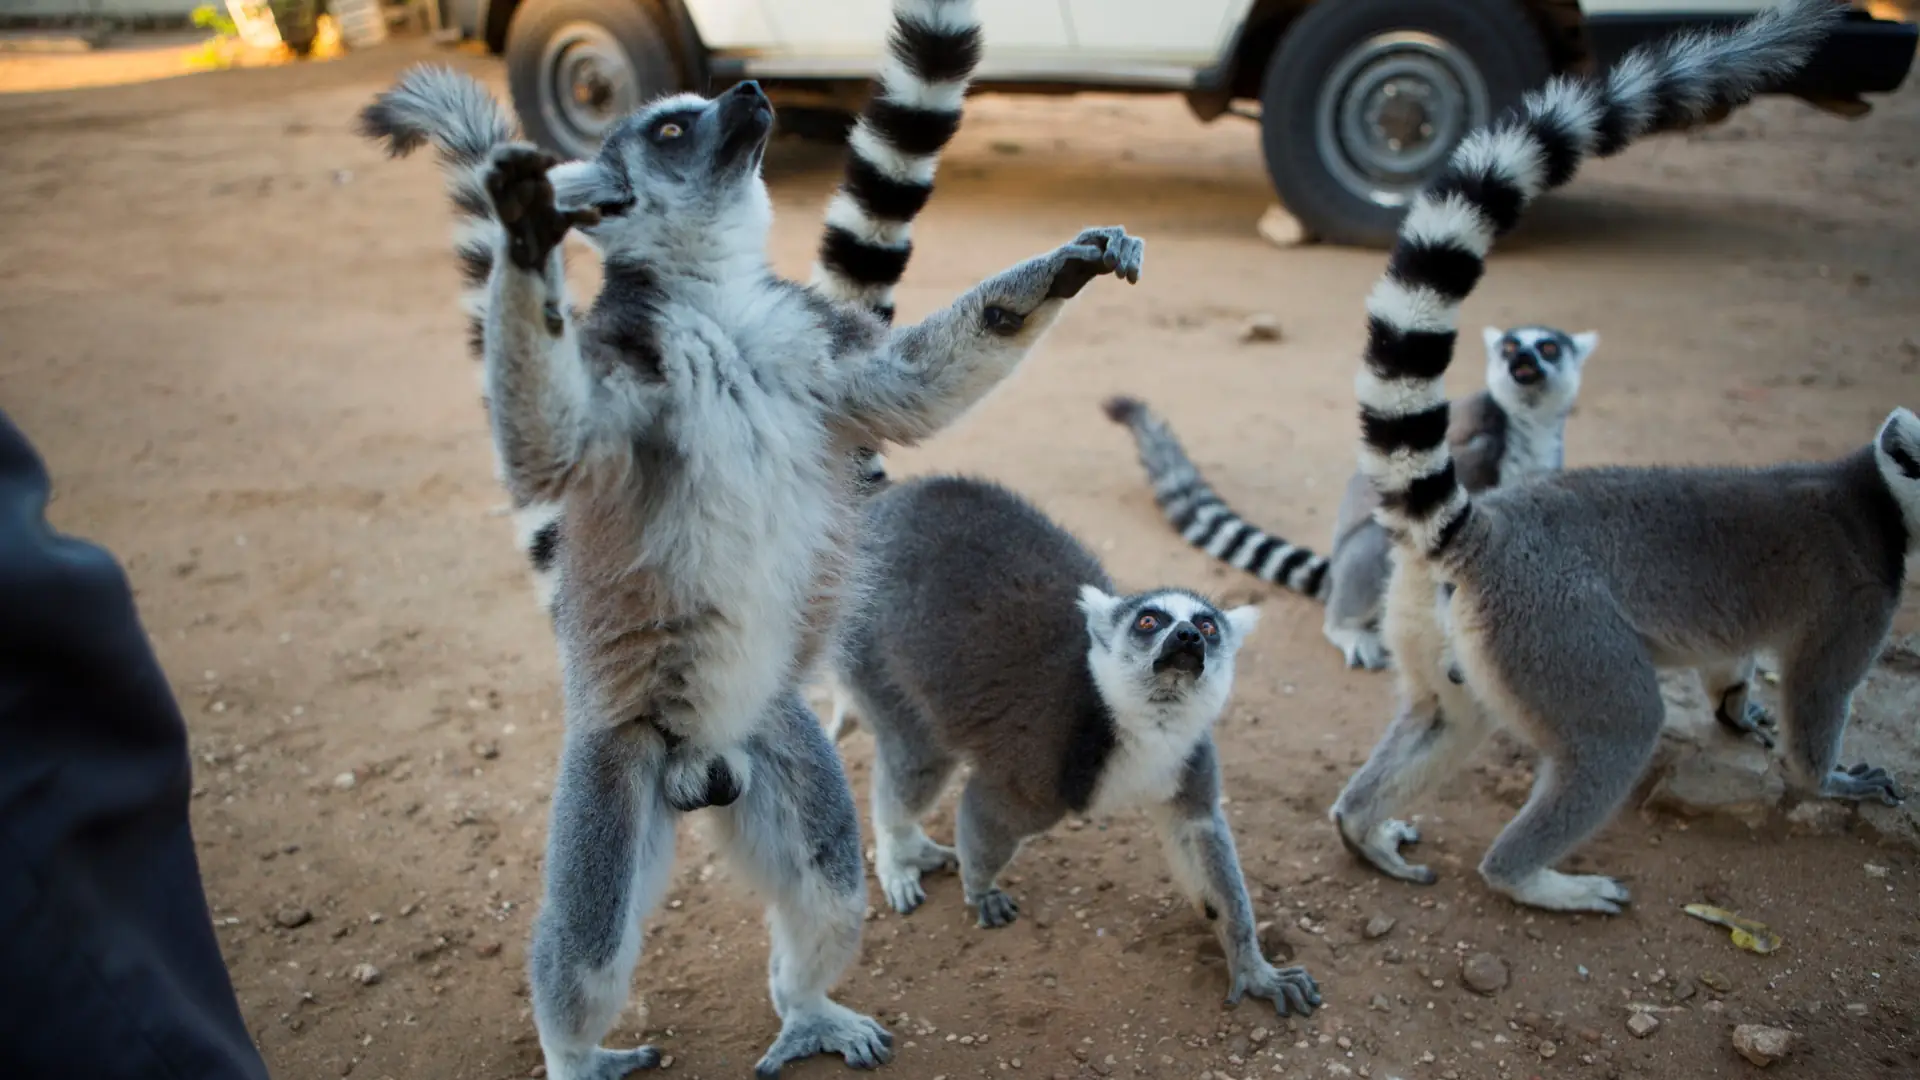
[435,0,1916,246]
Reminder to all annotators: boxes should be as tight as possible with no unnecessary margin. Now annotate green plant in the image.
[187,3,241,69]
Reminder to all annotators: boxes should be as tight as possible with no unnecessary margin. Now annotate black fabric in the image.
[0,409,269,1080]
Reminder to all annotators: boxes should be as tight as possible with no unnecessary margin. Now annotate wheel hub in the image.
[1315,32,1491,209]
[538,21,641,153]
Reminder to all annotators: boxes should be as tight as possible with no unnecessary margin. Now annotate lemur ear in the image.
[1482,326,1504,354]
[1570,331,1600,363]
[1077,585,1120,640]
[1223,604,1261,640]
[548,158,620,215]
[1878,407,1920,480]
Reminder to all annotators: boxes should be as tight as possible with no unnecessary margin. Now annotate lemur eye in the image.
[656,121,684,140]
[1500,340,1518,358]
[1538,340,1560,359]
[594,197,636,217]
[1135,613,1159,633]
[1196,617,1218,638]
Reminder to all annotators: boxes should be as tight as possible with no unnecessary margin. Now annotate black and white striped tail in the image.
[1358,0,1839,558]
[810,0,982,323]
[1104,396,1331,599]
[358,67,565,609]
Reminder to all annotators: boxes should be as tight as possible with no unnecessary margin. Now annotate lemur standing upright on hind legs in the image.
[1326,0,1913,917]
[358,1,1148,1075]
[1103,323,1596,671]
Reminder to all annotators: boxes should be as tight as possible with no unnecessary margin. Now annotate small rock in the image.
[1785,800,1850,835]
[1239,314,1283,344]
[1732,1024,1793,1066]
[473,739,500,761]
[1362,915,1396,940]
[1698,971,1733,994]
[333,771,357,791]
[1538,1040,1557,1059]
[1864,863,1890,879]
[1461,952,1509,995]
[475,940,503,959]
[274,905,313,929]
[1577,1027,1601,1045]
[1844,1003,1869,1017]
[351,963,383,987]
[1256,204,1312,248]
[529,1066,547,1078]
[1369,994,1391,1012]
[1626,1013,1660,1038]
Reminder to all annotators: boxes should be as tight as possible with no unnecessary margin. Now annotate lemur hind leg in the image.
[1777,616,1906,806]
[705,694,892,1078]
[855,680,959,915]
[955,779,1029,928]
[1472,615,1663,915]
[1148,741,1321,1016]
[529,722,676,1080]
[1330,680,1494,885]
[1698,655,1777,749]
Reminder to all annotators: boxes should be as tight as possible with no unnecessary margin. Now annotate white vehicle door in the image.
[738,0,1074,54]
[1061,0,1248,66]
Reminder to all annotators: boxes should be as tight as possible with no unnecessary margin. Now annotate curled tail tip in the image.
[1102,395,1145,425]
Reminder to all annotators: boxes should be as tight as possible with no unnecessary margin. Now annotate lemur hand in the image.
[1046,226,1145,298]
[981,227,1145,336]
[484,145,601,272]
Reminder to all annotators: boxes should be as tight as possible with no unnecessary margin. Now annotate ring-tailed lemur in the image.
[834,475,1322,1016]
[1104,323,1596,670]
[358,1,1150,1075]
[377,0,975,612]
[1328,0,1912,917]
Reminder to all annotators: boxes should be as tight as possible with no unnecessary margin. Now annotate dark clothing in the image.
[0,409,269,1080]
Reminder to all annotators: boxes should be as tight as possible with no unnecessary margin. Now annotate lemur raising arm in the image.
[1103,321,1594,670]
[1325,0,1917,919]
[358,0,985,604]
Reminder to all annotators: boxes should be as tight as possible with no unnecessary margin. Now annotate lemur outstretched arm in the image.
[830,226,1144,445]
[480,145,609,506]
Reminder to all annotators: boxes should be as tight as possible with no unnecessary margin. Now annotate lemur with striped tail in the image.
[1328,0,1913,917]
[1103,321,1595,671]
[359,1,1148,1075]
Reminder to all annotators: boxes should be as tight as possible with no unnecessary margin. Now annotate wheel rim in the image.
[539,21,641,156]
[1314,31,1491,210]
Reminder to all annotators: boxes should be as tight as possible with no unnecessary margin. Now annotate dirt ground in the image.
[2,32,1918,1080]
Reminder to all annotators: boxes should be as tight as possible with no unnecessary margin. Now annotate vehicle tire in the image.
[505,0,688,161]
[1259,0,1551,248]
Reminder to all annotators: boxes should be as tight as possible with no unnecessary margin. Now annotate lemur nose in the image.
[1174,625,1202,645]
[735,80,764,97]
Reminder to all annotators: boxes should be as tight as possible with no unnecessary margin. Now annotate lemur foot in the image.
[1045,226,1145,299]
[1821,762,1905,806]
[1324,625,1390,671]
[1491,868,1631,915]
[1227,960,1323,1017]
[484,144,600,271]
[970,887,1019,929]
[876,837,957,915]
[1334,813,1436,885]
[662,749,748,813]
[549,1045,660,1080]
[1714,699,1778,749]
[752,1001,893,1077]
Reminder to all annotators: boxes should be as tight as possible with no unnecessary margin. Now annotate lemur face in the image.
[546,81,776,263]
[1077,586,1260,703]
[1482,325,1596,416]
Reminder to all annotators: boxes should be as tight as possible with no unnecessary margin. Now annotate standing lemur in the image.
[1329,0,1913,917]
[358,1,1150,1075]
[834,475,1322,1016]
[1103,323,1596,671]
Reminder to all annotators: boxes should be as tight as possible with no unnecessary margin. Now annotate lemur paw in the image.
[551,1045,661,1080]
[663,748,748,813]
[1335,813,1437,885]
[1493,869,1631,915]
[754,1002,893,1077]
[970,887,1019,929]
[1044,226,1146,300]
[484,144,600,271]
[1714,700,1777,749]
[1822,762,1905,806]
[1227,961,1323,1017]
[877,838,956,915]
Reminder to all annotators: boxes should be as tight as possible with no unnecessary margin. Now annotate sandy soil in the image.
[2,34,1917,1080]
